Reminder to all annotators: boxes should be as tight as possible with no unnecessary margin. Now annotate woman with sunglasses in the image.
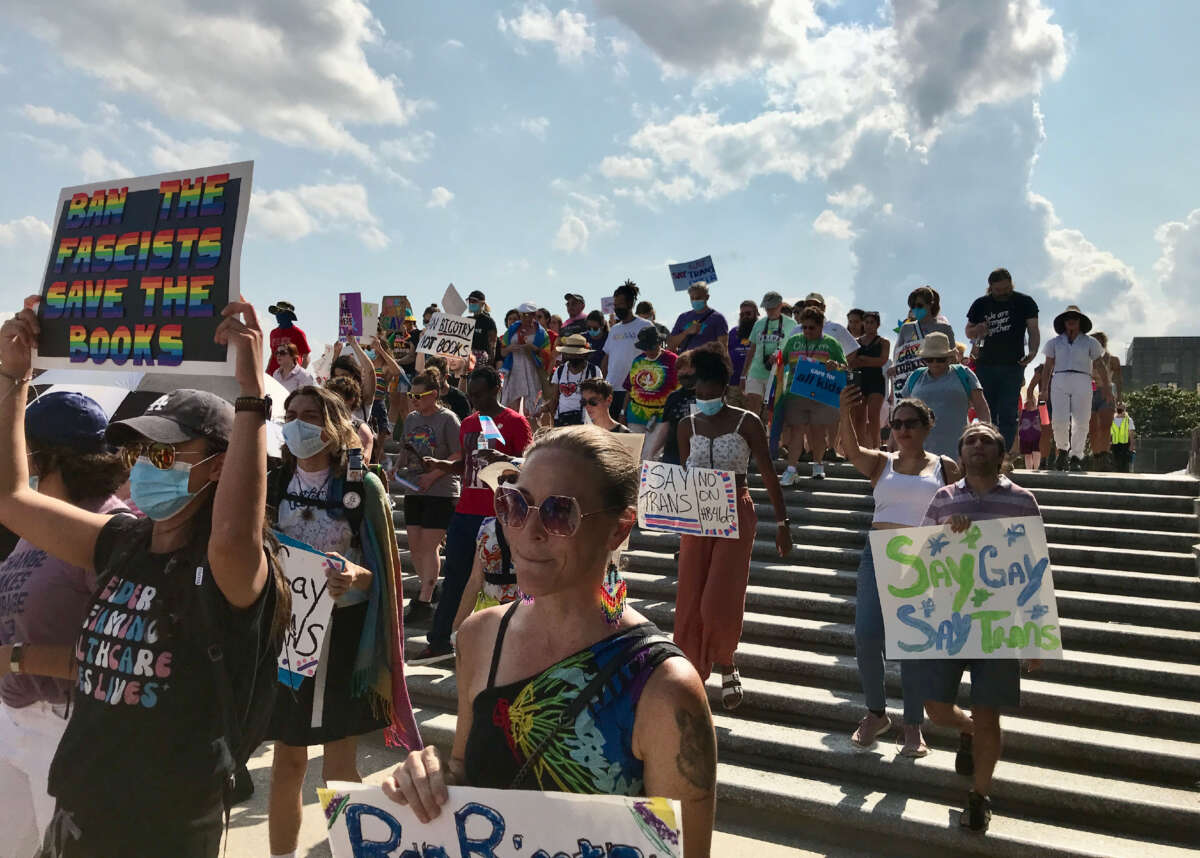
[397,369,461,624]
[890,286,956,396]
[265,384,418,858]
[776,306,847,483]
[899,332,990,458]
[0,296,290,855]
[838,385,961,757]
[384,426,717,856]
[579,377,630,432]
[271,341,316,393]
[677,348,792,709]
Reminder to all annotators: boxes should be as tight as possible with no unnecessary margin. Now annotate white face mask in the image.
[282,419,329,459]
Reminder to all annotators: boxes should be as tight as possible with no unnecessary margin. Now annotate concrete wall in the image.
[1126,337,1200,392]
[1134,437,1192,473]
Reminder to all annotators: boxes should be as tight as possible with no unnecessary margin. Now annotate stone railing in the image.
[1190,427,1200,477]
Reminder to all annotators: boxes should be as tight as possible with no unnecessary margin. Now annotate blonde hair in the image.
[524,425,638,511]
[282,385,361,473]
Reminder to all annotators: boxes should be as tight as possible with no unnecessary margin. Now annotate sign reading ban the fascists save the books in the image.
[34,162,253,375]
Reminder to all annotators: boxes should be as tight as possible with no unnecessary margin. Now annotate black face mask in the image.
[737,318,755,338]
[614,306,632,321]
[678,373,696,389]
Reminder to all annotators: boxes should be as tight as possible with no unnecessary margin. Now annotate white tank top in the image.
[871,455,945,526]
[686,411,752,474]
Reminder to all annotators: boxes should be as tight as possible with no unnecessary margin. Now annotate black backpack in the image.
[266,448,385,542]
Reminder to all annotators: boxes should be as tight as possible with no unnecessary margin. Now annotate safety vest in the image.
[1111,415,1131,444]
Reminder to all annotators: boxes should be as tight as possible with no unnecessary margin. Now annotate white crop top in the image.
[872,455,945,526]
[686,411,752,474]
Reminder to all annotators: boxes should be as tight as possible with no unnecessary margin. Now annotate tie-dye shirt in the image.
[623,350,678,426]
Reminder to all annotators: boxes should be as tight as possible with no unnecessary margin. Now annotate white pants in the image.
[0,700,68,858]
[1051,372,1093,458]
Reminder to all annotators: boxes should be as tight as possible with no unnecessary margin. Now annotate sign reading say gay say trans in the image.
[34,162,253,375]
[869,516,1063,660]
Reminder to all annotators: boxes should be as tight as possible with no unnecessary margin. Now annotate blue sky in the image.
[1,0,1197,357]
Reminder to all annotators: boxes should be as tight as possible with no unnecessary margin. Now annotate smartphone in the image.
[845,369,862,388]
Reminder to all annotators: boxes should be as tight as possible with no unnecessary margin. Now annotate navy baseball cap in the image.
[25,391,110,452]
[106,389,234,448]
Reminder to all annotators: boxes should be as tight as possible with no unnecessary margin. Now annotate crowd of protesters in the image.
[0,265,1140,855]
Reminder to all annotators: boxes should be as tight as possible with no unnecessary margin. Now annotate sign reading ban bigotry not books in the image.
[869,515,1063,660]
[638,461,739,539]
[34,161,253,375]
[417,312,475,360]
[319,783,682,858]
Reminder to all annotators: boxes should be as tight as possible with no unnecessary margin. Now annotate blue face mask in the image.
[364,349,377,361]
[695,397,724,416]
[129,457,213,521]
[586,328,602,338]
[282,419,329,459]
[468,303,481,314]
[912,306,928,321]
[28,474,38,492]
[691,300,707,312]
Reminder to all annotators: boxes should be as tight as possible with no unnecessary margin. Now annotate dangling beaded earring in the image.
[600,561,627,626]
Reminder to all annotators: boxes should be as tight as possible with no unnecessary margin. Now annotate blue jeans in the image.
[427,512,488,648]
[975,363,1024,449]
[855,539,925,725]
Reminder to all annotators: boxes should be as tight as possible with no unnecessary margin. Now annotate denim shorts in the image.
[911,658,1021,709]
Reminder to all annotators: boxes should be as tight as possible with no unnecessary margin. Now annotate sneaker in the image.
[404,598,433,624]
[823,447,843,463]
[955,732,975,776]
[1054,450,1069,471]
[851,712,892,747]
[1069,456,1085,473]
[811,463,825,480]
[408,642,454,666]
[799,450,813,463]
[959,790,992,833]
[898,724,928,758]
[780,466,799,487]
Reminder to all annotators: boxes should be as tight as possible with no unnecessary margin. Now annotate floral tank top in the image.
[464,602,683,796]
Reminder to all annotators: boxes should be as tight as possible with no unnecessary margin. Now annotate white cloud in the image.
[0,215,51,245]
[827,184,874,212]
[498,3,596,63]
[599,155,655,180]
[12,0,430,164]
[20,104,84,128]
[813,209,854,239]
[554,214,590,253]
[78,147,132,181]
[379,131,436,163]
[1152,208,1200,334]
[427,186,455,208]
[251,183,389,249]
[553,191,617,254]
[0,217,52,306]
[520,117,550,139]
[444,39,465,49]
[138,121,237,172]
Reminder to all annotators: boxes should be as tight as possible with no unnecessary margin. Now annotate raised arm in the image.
[0,296,108,570]
[838,385,887,483]
[208,301,270,608]
[346,337,377,401]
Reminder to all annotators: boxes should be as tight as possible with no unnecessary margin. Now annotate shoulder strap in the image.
[734,410,749,432]
[486,600,522,688]
[952,364,973,396]
[907,367,927,389]
[508,629,683,789]
[939,455,954,485]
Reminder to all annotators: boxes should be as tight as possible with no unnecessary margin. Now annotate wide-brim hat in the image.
[916,331,956,359]
[268,301,297,320]
[556,333,593,355]
[1054,305,1092,334]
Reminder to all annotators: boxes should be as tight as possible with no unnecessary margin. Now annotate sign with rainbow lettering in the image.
[638,461,739,539]
[33,161,252,375]
[870,516,1063,660]
[318,783,682,858]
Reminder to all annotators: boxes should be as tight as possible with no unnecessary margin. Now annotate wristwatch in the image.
[9,642,23,675]
[234,394,273,418]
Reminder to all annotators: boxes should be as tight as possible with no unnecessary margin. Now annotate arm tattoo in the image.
[674,706,717,792]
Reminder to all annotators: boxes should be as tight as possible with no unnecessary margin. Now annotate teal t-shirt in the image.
[746,315,798,381]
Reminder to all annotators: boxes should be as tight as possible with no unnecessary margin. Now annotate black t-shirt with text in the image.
[471,313,498,352]
[49,515,276,829]
[967,292,1039,366]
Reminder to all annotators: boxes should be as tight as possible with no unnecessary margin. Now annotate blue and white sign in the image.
[668,255,718,291]
[788,357,845,409]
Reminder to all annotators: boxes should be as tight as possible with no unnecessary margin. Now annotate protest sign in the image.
[34,161,252,375]
[442,283,467,316]
[601,295,615,315]
[339,293,363,343]
[274,532,339,687]
[891,337,924,389]
[417,312,475,360]
[638,461,738,539]
[361,301,379,345]
[319,783,682,858]
[869,516,1063,660]
[788,357,846,409]
[668,255,718,292]
[380,295,411,332]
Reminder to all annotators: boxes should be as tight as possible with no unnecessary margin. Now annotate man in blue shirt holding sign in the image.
[667,282,728,352]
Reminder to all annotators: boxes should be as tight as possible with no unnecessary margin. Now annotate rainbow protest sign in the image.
[34,162,252,375]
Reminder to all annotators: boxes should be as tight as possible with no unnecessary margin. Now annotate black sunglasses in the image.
[889,418,924,431]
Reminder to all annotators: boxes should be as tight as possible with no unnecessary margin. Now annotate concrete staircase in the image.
[394,466,1200,856]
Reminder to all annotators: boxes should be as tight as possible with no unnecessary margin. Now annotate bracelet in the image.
[0,370,31,384]
[234,394,273,418]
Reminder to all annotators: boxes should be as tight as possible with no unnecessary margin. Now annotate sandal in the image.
[720,667,744,710]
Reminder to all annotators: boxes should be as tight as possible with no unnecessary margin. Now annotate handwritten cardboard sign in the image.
[34,161,252,375]
[417,312,475,360]
[891,337,924,389]
[380,295,412,331]
[638,461,738,539]
[319,783,682,858]
[869,516,1063,660]
[275,532,338,686]
[339,292,363,343]
[668,255,718,291]
[788,357,846,409]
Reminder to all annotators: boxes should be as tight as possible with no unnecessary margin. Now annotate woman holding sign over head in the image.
[0,295,290,856]
[264,384,420,858]
[384,426,717,857]
[837,383,961,758]
[676,347,792,709]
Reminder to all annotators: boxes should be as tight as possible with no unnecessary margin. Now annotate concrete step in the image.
[402,667,1200,852]
[622,548,1200,604]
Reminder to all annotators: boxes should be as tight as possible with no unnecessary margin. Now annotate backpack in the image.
[906,364,974,397]
[266,448,387,540]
